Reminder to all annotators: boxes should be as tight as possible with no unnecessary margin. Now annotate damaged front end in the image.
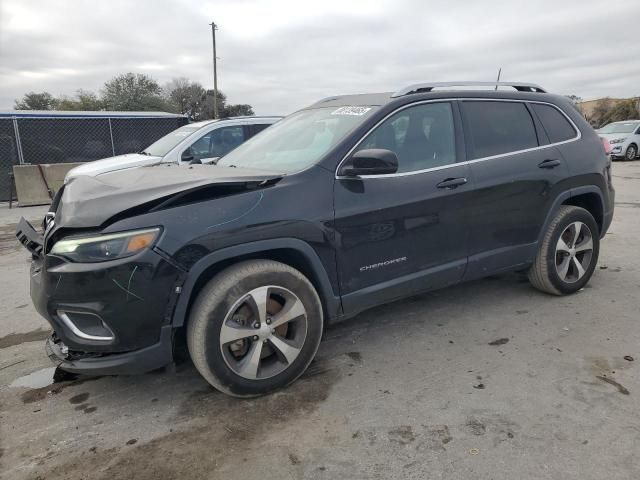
[16,164,282,375]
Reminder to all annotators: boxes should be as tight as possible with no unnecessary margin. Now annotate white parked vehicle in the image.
[597,120,640,161]
[65,116,281,182]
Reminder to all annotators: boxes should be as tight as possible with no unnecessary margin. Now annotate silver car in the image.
[65,116,281,182]
[597,120,640,160]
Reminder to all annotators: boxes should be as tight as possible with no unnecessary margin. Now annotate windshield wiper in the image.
[139,151,151,156]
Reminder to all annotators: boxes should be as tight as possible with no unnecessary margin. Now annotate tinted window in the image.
[188,132,212,160]
[531,103,577,143]
[211,126,245,156]
[355,102,456,173]
[248,123,271,137]
[462,101,538,159]
[187,126,245,160]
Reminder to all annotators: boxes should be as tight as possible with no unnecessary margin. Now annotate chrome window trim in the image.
[57,310,115,341]
[335,98,581,180]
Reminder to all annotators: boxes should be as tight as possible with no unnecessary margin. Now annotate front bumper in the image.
[45,326,174,375]
[17,218,181,374]
[610,143,630,158]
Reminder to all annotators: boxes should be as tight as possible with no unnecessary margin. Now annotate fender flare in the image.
[170,238,340,327]
[537,185,605,244]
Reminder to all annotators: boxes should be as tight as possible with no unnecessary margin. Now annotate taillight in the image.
[600,136,612,155]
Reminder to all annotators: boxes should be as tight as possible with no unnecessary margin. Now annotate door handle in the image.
[436,177,468,189]
[538,159,561,169]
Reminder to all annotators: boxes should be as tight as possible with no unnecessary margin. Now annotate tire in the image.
[625,144,637,161]
[187,260,323,397]
[528,206,600,296]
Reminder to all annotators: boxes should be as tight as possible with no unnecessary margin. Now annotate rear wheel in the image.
[528,206,599,295]
[625,144,637,161]
[187,260,323,397]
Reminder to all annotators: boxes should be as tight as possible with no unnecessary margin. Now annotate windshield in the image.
[218,106,378,173]
[142,124,204,157]
[599,122,638,134]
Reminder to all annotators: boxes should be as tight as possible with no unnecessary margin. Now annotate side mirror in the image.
[340,149,398,177]
[181,149,194,163]
[199,156,220,165]
[189,158,202,165]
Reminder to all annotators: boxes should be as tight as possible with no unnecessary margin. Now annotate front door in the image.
[333,101,473,314]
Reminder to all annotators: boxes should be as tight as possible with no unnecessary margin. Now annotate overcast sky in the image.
[0,0,638,115]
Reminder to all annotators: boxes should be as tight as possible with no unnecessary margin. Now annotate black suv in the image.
[17,82,614,397]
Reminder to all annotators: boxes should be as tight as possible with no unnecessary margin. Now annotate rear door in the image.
[460,100,572,279]
[333,101,473,313]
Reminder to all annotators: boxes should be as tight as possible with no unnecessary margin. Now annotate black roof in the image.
[305,81,562,110]
[306,89,567,111]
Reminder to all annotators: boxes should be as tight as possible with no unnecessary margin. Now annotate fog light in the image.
[57,311,114,341]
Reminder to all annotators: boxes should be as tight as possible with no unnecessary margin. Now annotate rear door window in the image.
[461,101,538,159]
[531,103,577,143]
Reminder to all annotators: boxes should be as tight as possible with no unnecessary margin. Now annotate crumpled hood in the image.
[56,164,282,228]
[65,153,164,182]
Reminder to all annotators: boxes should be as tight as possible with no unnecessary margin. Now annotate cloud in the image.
[0,0,638,114]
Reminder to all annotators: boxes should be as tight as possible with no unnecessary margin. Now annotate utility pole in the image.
[210,21,219,119]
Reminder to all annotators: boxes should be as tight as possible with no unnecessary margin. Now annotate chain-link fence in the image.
[0,112,188,202]
[0,118,20,202]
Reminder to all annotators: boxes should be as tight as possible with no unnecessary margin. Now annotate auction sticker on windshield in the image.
[331,106,372,116]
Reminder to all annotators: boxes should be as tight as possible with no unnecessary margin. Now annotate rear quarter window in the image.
[248,123,271,137]
[461,101,538,159]
[531,103,577,143]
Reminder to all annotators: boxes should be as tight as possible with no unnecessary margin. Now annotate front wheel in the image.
[528,206,600,295]
[187,260,323,397]
[625,144,637,161]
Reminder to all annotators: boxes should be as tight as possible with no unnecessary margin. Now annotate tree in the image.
[102,73,168,111]
[164,78,207,119]
[14,92,58,110]
[604,99,640,124]
[200,90,228,119]
[57,89,105,111]
[591,98,613,128]
[223,104,254,117]
[13,73,256,115]
[566,94,582,105]
[588,98,640,127]
[199,90,255,119]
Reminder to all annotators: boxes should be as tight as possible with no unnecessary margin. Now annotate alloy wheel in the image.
[626,145,637,161]
[219,286,308,380]
[555,221,593,283]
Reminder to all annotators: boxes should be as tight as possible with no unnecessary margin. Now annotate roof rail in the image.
[391,81,547,97]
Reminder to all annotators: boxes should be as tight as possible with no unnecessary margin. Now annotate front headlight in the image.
[50,228,160,263]
[609,138,627,144]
